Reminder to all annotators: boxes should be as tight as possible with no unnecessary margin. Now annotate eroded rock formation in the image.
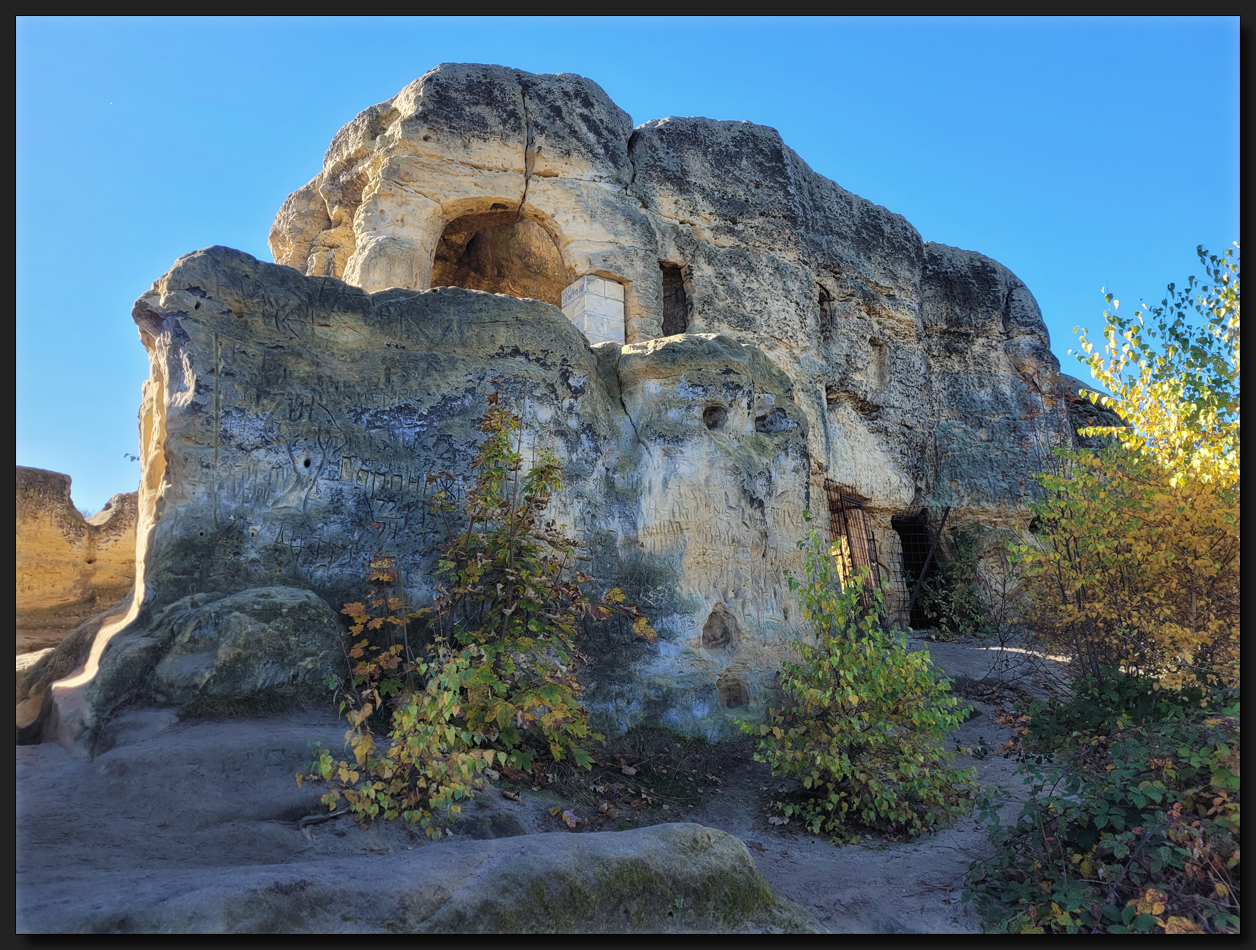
[26,246,811,751]
[27,64,1100,752]
[269,63,1075,603]
[16,468,136,653]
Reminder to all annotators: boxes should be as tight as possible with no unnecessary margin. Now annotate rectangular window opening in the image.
[818,283,834,344]
[660,261,691,336]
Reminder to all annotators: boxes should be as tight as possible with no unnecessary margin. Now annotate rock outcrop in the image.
[16,468,137,653]
[28,245,811,752]
[269,63,1074,603]
[27,64,1102,752]
[18,818,817,933]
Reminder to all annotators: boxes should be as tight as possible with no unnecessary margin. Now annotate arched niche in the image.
[430,207,567,307]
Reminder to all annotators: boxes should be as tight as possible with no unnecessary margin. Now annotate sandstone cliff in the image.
[270,64,1075,600]
[16,468,136,654]
[25,64,1100,752]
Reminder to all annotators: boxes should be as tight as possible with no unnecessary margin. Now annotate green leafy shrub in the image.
[741,527,975,842]
[917,530,992,640]
[1016,245,1239,692]
[963,247,1241,932]
[964,699,1240,934]
[1023,668,1221,752]
[301,396,655,834]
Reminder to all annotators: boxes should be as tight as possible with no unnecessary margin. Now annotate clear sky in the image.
[16,16,1240,514]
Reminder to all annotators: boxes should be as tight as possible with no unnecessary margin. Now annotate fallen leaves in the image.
[549,805,587,830]
[500,763,531,782]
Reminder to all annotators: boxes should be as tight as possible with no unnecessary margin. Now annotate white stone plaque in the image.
[561,275,625,346]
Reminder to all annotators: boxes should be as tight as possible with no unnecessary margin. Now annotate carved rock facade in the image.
[28,64,1092,751]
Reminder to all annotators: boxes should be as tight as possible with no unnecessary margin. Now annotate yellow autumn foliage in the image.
[1020,245,1239,690]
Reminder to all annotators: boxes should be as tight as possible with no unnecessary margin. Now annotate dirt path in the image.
[16,635,1064,933]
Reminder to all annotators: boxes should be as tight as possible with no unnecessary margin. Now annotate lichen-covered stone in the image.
[17,821,821,933]
[96,587,345,710]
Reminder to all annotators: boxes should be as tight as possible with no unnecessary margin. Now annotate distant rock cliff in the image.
[15,467,135,653]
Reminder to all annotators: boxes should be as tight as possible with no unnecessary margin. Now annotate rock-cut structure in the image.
[21,63,1106,753]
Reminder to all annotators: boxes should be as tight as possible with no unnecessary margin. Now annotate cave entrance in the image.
[891,509,940,629]
[431,210,567,306]
[824,482,883,607]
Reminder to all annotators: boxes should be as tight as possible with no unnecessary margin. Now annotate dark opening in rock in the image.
[660,261,691,335]
[717,672,749,709]
[869,338,889,389]
[818,283,834,344]
[702,605,739,649]
[892,510,937,629]
[702,405,727,430]
[755,407,791,433]
[431,213,566,306]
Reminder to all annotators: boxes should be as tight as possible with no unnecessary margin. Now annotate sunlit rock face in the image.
[15,467,136,654]
[30,65,1090,751]
[270,64,1075,611]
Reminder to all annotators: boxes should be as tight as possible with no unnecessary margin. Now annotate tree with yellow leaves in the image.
[1020,244,1239,691]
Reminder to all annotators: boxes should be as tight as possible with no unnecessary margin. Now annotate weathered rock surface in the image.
[94,587,346,709]
[16,586,344,744]
[28,246,810,752]
[268,63,1077,610]
[20,823,813,934]
[26,64,1109,752]
[17,711,818,934]
[16,467,137,653]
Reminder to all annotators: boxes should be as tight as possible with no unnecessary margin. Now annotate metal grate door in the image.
[824,482,883,605]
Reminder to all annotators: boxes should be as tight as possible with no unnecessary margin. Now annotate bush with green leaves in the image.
[962,247,1242,932]
[741,526,975,842]
[964,689,1239,934]
[302,396,655,834]
[917,530,992,640]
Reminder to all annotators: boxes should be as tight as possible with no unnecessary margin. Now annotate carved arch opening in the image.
[430,206,567,306]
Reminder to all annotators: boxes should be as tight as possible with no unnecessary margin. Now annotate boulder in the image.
[20,586,345,746]
[17,822,818,933]
[94,586,346,711]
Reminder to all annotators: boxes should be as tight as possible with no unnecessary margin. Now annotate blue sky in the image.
[16,16,1240,513]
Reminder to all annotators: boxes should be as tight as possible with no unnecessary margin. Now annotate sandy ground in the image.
[16,634,1065,933]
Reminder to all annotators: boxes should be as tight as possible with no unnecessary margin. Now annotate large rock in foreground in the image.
[31,246,812,752]
[19,822,817,933]
[18,710,819,933]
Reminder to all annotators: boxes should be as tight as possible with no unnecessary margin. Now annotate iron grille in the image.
[824,482,882,605]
